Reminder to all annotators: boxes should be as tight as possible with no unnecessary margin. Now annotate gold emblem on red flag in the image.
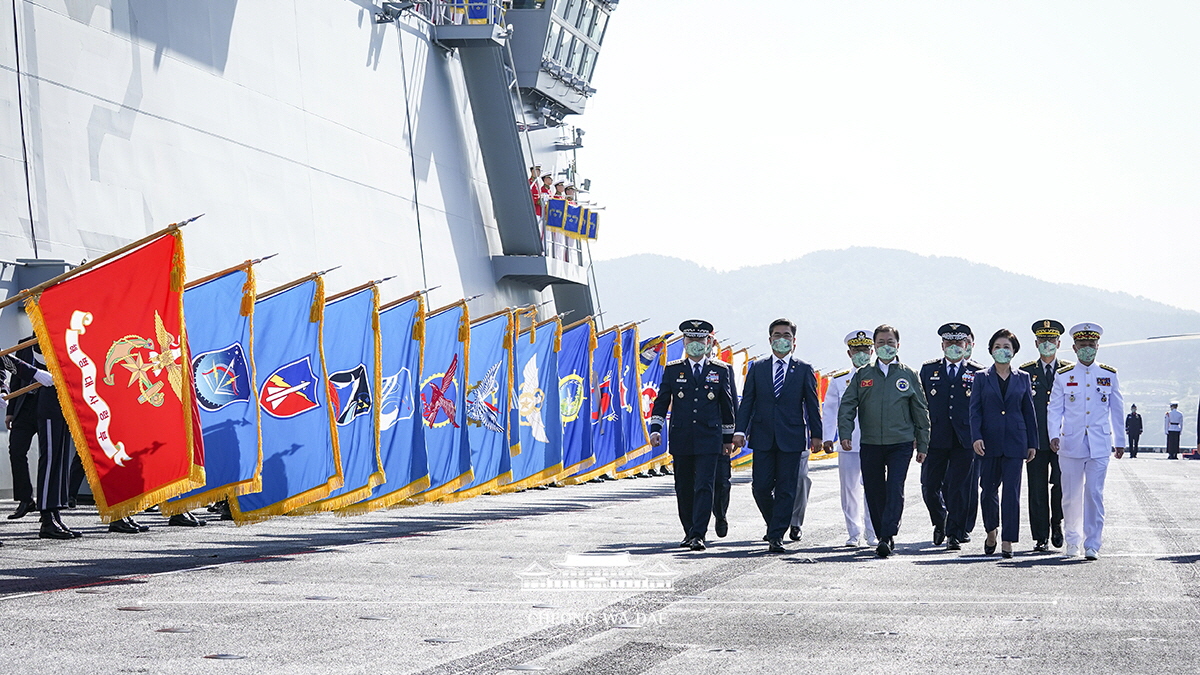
[101,311,184,407]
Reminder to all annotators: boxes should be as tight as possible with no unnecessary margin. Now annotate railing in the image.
[419,0,507,26]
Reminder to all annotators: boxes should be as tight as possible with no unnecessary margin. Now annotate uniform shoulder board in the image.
[922,358,940,366]
[1058,359,1074,369]
[967,360,985,369]
[1056,363,1074,374]
[1099,363,1117,373]
[666,358,685,367]
[831,368,851,379]
[1019,360,1038,369]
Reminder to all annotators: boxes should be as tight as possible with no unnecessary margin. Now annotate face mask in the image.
[1037,342,1058,357]
[992,348,1013,364]
[876,345,897,361]
[851,351,871,368]
[1076,346,1097,363]
[685,341,708,358]
[943,344,965,361]
[771,337,792,353]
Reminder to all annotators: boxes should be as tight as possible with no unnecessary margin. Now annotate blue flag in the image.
[545,199,566,232]
[557,320,594,476]
[341,294,429,513]
[164,265,261,514]
[416,302,472,500]
[508,318,563,489]
[586,210,599,240]
[294,287,384,513]
[564,203,583,236]
[564,327,623,484]
[231,278,341,522]
[453,311,515,499]
[655,337,685,467]
[616,330,672,477]
[730,352,754,466]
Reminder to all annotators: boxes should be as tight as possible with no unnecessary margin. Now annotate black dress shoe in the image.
[762,535,769,542]
[218,502,233,521]
[689,538,707,551]
[768,539,787,554]
[984,539,997,555]
[959,533,971,543]
[875,541,892,558]
[8,500,36,520]
[945,537,961,551]
[789,526,801,542]
[715,519,728,538]
[933,525,945,546]
[1033,540,1049,552]
[887,537,896,552]
[1051,524,1064,548]
[1002,550,1013,559]
[39,520,75,540]
[169,512,205,527]
[679,538,691,548]
[51,511,82,538]
[108,518,141,534]
[131,518,150,532]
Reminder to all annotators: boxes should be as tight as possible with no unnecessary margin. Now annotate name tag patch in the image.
[861,379,874,388]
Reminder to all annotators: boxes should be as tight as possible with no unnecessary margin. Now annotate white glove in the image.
[0,397,7,415]
[33,370,55,388]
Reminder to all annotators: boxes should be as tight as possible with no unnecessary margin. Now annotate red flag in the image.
[26,232,203,521]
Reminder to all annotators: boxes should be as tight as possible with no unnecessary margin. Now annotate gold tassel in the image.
[170,231,186,293]
[240,266,256,317]
[310,276,324,323]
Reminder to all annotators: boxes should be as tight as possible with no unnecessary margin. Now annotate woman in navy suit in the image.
[969,329,1039,558]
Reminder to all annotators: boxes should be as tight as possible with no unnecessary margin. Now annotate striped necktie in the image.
[774,359,785,398]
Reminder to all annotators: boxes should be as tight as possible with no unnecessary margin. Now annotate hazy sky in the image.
[577,1,1200,311]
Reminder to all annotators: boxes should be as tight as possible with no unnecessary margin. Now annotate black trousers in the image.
[1167,431,1181,459]
[980,455,1024,542]
[36,416,74,512]
[920,440,977,540]
[7,410,38,504]
[712,456,731,522]
[751,446,801,540]
[672,453,719,540]
[68,454,86,500]
[861,442,914,542]
[1025,445,1063,542]
[1128,433,1140,457]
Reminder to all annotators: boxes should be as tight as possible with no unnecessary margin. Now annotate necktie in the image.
[774,359,785,398]
[949,364,957,380]
[693,363,701,381]
[1046,363,1054,381]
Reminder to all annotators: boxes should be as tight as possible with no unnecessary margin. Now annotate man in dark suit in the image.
[732,318,822,553]
[919,323,985,550]
[1125,404,1143,458]
[649,319,736,552]
[1019,319,1071,551]
[4,336,39,519]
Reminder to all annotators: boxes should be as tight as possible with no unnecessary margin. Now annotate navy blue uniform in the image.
[3,340,39,506]
[1020,358,1071,543]
[2,355,72,513]
[919,358,984,542]
[650,358,735,541]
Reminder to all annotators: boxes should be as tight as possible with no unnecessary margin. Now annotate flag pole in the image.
[0,337,37,358]
[185,253,279,289]
[258,266,342,299]
[1,382,40,402]
[326,276,396,303]
[0,215,203,311]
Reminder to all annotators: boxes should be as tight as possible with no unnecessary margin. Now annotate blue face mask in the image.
[992,348,1013,364]
[876,345,897,361]
[1076,346,1097,363]
[851,351,871,368]
[685,341,708,358]
[943,344,965,361]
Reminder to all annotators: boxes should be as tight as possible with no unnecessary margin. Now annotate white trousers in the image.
[1059,454,1109,551]
[837,452,876,543]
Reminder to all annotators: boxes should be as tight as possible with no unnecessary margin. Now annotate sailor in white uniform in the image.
[1164,402,1184,459]
[824,330,878,548]
[1047,322,1124,560]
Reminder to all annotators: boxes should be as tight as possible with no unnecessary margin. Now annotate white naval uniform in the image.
[823,368,877,545]
[1047,361,1124,552]
[1165,409,1183,434]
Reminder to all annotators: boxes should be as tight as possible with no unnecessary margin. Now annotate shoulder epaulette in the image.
[831,368,851,379]
[666,358,684,367]
[1057,363,1074,374]
[1099,363,1117,373]
[1058,359,1074,369]
[923,358,940,366]
[1020,360,1038,369]
[967,360,985,369]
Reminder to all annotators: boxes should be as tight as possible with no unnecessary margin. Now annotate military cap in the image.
[554,180,565,186]
[1031,319,1066,338]
[679,319,714,339]
[937,322,972,341]
[1171,401,1179,407]
[1069,322,1103,340]
[844,330,873,347]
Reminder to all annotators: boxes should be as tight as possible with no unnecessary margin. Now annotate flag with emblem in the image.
[506,317,563,490]
[731,353,756,468]
[545,199,567,232]
[563,203,583,238]
[163,263,262,515]
[24,230,203,522]
[557,318,595,476]
[562,326,623,484]
[293,286,384,513]
[613,325,652,476]
[340,293,429,514]
[616,330,672,477]
[230,276,342,522]
[451,309,515,500]
[414,301,473,500]
[585,210,599,240]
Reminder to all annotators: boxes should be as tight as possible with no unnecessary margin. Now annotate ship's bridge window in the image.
[545,21,562,57]
[577,2,595,32]
[590,9,608,44]
[567,37,584,74]
[579,48,596,79]
[553,28,571,61]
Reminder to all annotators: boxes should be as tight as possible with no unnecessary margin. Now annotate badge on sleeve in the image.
[861,379,874,388]
[896,378,910,392]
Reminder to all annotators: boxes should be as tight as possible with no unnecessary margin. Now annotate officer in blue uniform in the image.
[649,319,736,551]
[920,323,985,550]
